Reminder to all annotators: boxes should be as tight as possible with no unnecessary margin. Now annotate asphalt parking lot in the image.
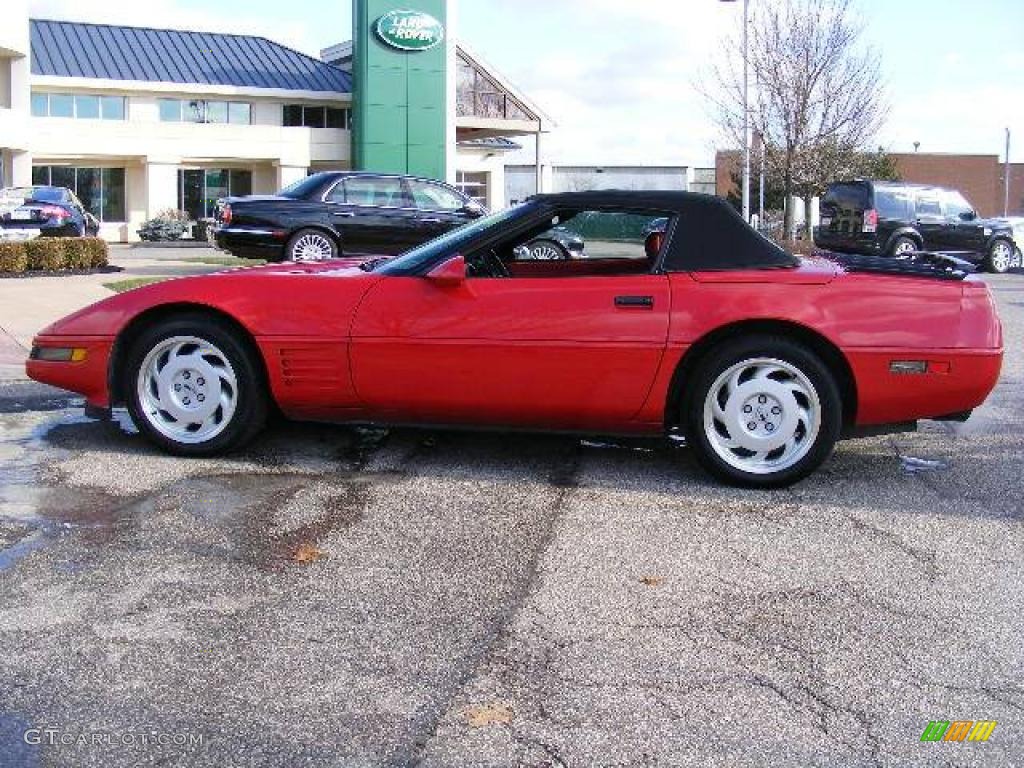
[0,274,1021,767]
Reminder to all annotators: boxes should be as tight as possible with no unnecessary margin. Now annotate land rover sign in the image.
[375,10,444,51]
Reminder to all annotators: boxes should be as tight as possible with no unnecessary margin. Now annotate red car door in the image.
[348,274,671,430]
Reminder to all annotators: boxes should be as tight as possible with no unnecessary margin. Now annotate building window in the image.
[456,171,488,207]
[282,104,350,129]
[48,94,74,118]
[177,169,253,220]
[456,53,534,121]
[30,92,126,120]
[228,102,251,125]
[30,92,48,117]
[100,95,125,120]
[31,166,127,222]
[158,99,252,124]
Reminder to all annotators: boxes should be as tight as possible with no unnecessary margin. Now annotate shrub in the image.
[138,209,190,241]
[83,237,109,267]
[62,238,92,270]
[0,243,28,273]
[24,238,66,271]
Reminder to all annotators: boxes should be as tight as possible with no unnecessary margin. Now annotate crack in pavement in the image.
[400,442,582,768]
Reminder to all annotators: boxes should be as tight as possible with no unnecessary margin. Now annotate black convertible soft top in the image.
[531,190,798,272]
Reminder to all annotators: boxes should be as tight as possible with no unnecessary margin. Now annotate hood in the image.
[974,216,1015,231]
[37,257,386,338]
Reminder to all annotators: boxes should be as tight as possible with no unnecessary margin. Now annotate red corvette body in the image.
[26,192,1002,484]
[28,254,1002,427]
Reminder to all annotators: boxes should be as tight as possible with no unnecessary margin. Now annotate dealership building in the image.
[0,0,551,241]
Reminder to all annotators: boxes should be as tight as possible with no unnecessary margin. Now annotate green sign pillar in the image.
[352,0,453,181]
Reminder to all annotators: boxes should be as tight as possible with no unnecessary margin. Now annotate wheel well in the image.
[108,303,272,408]
[288,225,340,248]
[665,319,858,431]
[885,230,923,252]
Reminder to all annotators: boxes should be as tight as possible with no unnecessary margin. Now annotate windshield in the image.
[822,182,869,211]
[377,202,535,275]
[279,174,331,199]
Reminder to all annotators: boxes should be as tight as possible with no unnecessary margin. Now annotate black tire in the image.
[683,335,843,488]
[528,239,570,260]
[985,239,1014,274]
[889,235,919,257]
[286,228,338,262]
[124,313,268,456]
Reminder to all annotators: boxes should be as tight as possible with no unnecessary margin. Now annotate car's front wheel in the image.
[986,239,1014,274]
[124,315,267,455]
[286,228,338,262]
[685,336,842,488]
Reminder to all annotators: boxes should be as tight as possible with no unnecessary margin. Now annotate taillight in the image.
[39,205,70,220]
[862,208,878,233]
[219,204,232,225]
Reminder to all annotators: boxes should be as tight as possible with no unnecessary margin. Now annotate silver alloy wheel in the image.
[989,241,1012,272]
[291,232,334,262]
[529,241,565,260]
[893,239,917,256]
[702,357,821,475]
[136,336,238,445]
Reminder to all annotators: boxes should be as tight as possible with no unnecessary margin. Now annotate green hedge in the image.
[0,237,108,274]
[0,243,28,273]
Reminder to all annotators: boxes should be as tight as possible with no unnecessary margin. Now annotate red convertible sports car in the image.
[26,192,1002,488]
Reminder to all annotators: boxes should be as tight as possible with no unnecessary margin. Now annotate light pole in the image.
[721,0,751,223]
[1004,127,1011,217]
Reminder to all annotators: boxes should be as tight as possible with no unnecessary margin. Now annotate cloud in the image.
[485,0,738,167]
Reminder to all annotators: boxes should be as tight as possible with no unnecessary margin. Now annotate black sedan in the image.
[214,172,487,262]
[0,186,100,241]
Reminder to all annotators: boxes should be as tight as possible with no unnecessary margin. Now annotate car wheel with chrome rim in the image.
[124,314,267,455]
[986,239,1013,274]
[287,228,338,262]
[685,335,842,488]
[890,236,918,257]
[528,239,569,260]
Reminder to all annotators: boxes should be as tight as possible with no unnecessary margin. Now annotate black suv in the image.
[814,180,1020,273]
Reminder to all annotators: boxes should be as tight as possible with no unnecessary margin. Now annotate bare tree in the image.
[706,0,888,239]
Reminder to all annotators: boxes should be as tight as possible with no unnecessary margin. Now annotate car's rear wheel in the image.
[986,239,1014,273]
[124,315,267,455]
[287,228,338,262]
[684,336,842,488]
[528,239,569,260]
[890,236,918,257]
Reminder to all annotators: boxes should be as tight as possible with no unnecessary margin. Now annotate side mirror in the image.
[426,254,466,286]
[462,200,486,218]
[959,210,977,221]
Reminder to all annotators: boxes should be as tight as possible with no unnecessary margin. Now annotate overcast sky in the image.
[28,0,1024,167]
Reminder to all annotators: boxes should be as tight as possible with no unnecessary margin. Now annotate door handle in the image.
[332,211,355,218]
[614,295,654,308]
[419,217,443,224]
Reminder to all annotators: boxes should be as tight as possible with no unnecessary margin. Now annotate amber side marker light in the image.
[30,347,87,362]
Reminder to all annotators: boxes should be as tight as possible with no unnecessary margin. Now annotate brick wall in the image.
[890,153,1003,217]
[714,150,1024,217]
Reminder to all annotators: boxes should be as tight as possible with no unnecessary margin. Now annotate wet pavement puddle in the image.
[899,455,951,474]
[0,411,133,572]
